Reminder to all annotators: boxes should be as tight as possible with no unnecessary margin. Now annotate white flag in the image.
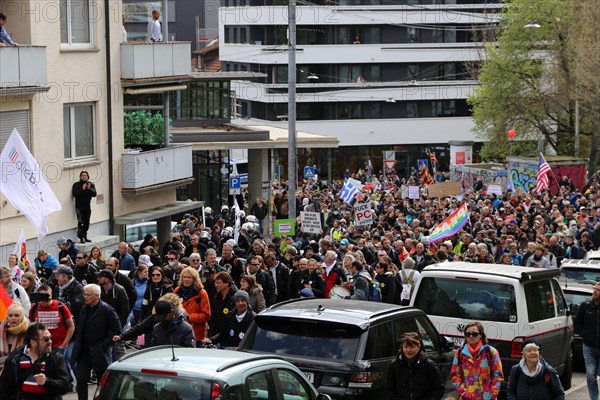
[0,129,62,241]
[233,197,241,243]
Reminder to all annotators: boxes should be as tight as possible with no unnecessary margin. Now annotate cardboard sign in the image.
[300,211,321,234]
[401,185,409,199]
[354,202,373,227]
[274,219,295,237]
[408,186,420,199]
[427,181,462,198]
[487,184,503,196]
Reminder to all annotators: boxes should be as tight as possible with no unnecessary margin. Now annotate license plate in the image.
[451,336,464,347]
[304,372,314,383]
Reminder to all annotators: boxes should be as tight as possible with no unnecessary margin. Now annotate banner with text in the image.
[301,211,321,234]
[354,202,374,227]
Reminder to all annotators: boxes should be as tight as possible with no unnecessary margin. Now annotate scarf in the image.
[0,317,29,356]
[467,341,482,356]
[179,285,198,300]
[519,358,542,377]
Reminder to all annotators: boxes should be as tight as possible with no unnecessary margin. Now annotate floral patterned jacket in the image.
[451,343,504,400]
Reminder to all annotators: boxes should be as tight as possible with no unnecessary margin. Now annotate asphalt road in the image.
[65,371,589,400]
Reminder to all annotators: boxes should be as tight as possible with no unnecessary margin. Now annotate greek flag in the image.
[340,179,360,204]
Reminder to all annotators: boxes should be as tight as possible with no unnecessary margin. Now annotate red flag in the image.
[0,285,14,321]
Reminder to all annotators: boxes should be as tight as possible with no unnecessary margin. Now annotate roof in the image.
[421,262,560,281]
[561,259,600,268]
[258,298,416,329]
[171,125,339,150]
[116,347,285,377]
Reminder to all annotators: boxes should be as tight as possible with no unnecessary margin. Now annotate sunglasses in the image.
[167,258,177,261]
[76,257,84,259]
[464,332,481,338]
[190,259,200,262]
[151,273,162,277]
[40,336,53,342]
[401,333,420,340]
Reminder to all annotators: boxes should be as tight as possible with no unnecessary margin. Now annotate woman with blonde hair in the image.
[174,267,211,345]
[88,246,106,269]
[0,303,29,367]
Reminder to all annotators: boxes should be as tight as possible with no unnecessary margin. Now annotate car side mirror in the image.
[569,303,579,316]
[317,395,333,400]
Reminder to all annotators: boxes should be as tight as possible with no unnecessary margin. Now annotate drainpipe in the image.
[105,0,115,235]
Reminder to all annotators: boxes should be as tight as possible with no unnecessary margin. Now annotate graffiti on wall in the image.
[450,164,507,188]
[508,160,587,195]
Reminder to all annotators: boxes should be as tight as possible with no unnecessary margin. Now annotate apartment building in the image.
[219,0,502,179]
[0,0,195,256]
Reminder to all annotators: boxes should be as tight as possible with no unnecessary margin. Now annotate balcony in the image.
[121,42,192,80]
[122,144,194,195]
[0,46,47,91]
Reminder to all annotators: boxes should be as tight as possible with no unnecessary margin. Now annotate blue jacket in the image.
[111,251,136,271]
[507,358,564,400]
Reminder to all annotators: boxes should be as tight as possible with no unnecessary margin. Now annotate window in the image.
[60,0,93,46]
[0,110,30,149]
[364,322,395,359]
[246,370,277,400]
[63,104,95,161]
[524,280,556,322]
[413,277,517,322]
[276,369,310,400]
[551,279,567,317]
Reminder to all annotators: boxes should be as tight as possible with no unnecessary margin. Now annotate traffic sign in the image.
[383,160,397,172]
[229,176,241,195]
[303,166,315,179]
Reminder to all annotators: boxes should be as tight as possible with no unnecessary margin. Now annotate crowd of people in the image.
[0,164,598,399]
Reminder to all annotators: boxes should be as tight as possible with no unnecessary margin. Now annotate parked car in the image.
[238,298,456,400]
[411,262,573,390]
[561,281,594,366]
[560,259,600,283]
[94,346,332,400]
[125,221,177,250]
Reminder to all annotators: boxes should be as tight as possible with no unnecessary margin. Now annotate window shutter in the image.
[0,110,30,149]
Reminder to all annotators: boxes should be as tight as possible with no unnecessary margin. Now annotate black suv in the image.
[238,299,456,400]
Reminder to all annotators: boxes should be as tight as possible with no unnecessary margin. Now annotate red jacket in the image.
[174,284,211,341]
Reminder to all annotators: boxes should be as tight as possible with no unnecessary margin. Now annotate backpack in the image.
[400,270,416,302]
[368,279,382,302]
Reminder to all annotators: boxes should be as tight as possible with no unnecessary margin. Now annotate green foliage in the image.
[123,111,171,147]
[469,0,586,162]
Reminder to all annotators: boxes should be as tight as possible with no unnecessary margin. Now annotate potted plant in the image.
[123,110,172,151]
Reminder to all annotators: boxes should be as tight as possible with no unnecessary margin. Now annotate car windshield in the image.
[564,291,591,315]
[561,268,600,282]
[99,371,211,400]
[414,277,517,322]
[242,319,362,361]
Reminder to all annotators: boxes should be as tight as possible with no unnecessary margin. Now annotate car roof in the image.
[112,347,287,378]
[560,282,594,294]
[421,262,560,281]
[585,251,600,260]
[258,298,417,329]
[562,259,600,268]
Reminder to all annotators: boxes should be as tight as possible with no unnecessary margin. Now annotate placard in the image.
[408,186,420,199]
[300,211,321,234]
[487,184,503,196]
[401,185,409,199]
[354,202,374,227]
[427,181,462,198]
[274,219,295,237]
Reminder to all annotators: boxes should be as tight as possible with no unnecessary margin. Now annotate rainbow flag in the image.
[427,203,470,243]
[0,285,13,321]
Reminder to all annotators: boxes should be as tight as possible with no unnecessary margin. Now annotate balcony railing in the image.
[122,144,193,190]
[0,46,47,88]
[121,42,192,80]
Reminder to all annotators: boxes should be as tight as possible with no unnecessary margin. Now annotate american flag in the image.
[536,153,551,194]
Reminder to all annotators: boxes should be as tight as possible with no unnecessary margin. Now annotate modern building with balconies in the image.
[219,0,502,179]
[0,0,197,255]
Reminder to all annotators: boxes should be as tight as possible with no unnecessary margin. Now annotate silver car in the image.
[94,346,333,400]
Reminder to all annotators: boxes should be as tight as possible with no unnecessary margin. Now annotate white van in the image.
[410,262,573,390]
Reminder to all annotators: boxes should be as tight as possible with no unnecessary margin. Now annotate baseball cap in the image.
[96,269,114,281]
[54,266,73,277]
[154,300,173,316]
[138,254,153,267]
[340,238,349,245]
[56,236,68,245]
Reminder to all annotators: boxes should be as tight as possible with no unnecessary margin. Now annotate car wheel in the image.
[560,348,573,390]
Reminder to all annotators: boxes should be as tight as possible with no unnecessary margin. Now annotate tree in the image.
[469,0,594,165]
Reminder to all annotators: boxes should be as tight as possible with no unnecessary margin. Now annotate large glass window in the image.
[63,104,95,161]
[60,0,93,46]
[413,277,517,322]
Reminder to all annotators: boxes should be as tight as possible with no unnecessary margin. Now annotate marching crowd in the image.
[0,164,598,400]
